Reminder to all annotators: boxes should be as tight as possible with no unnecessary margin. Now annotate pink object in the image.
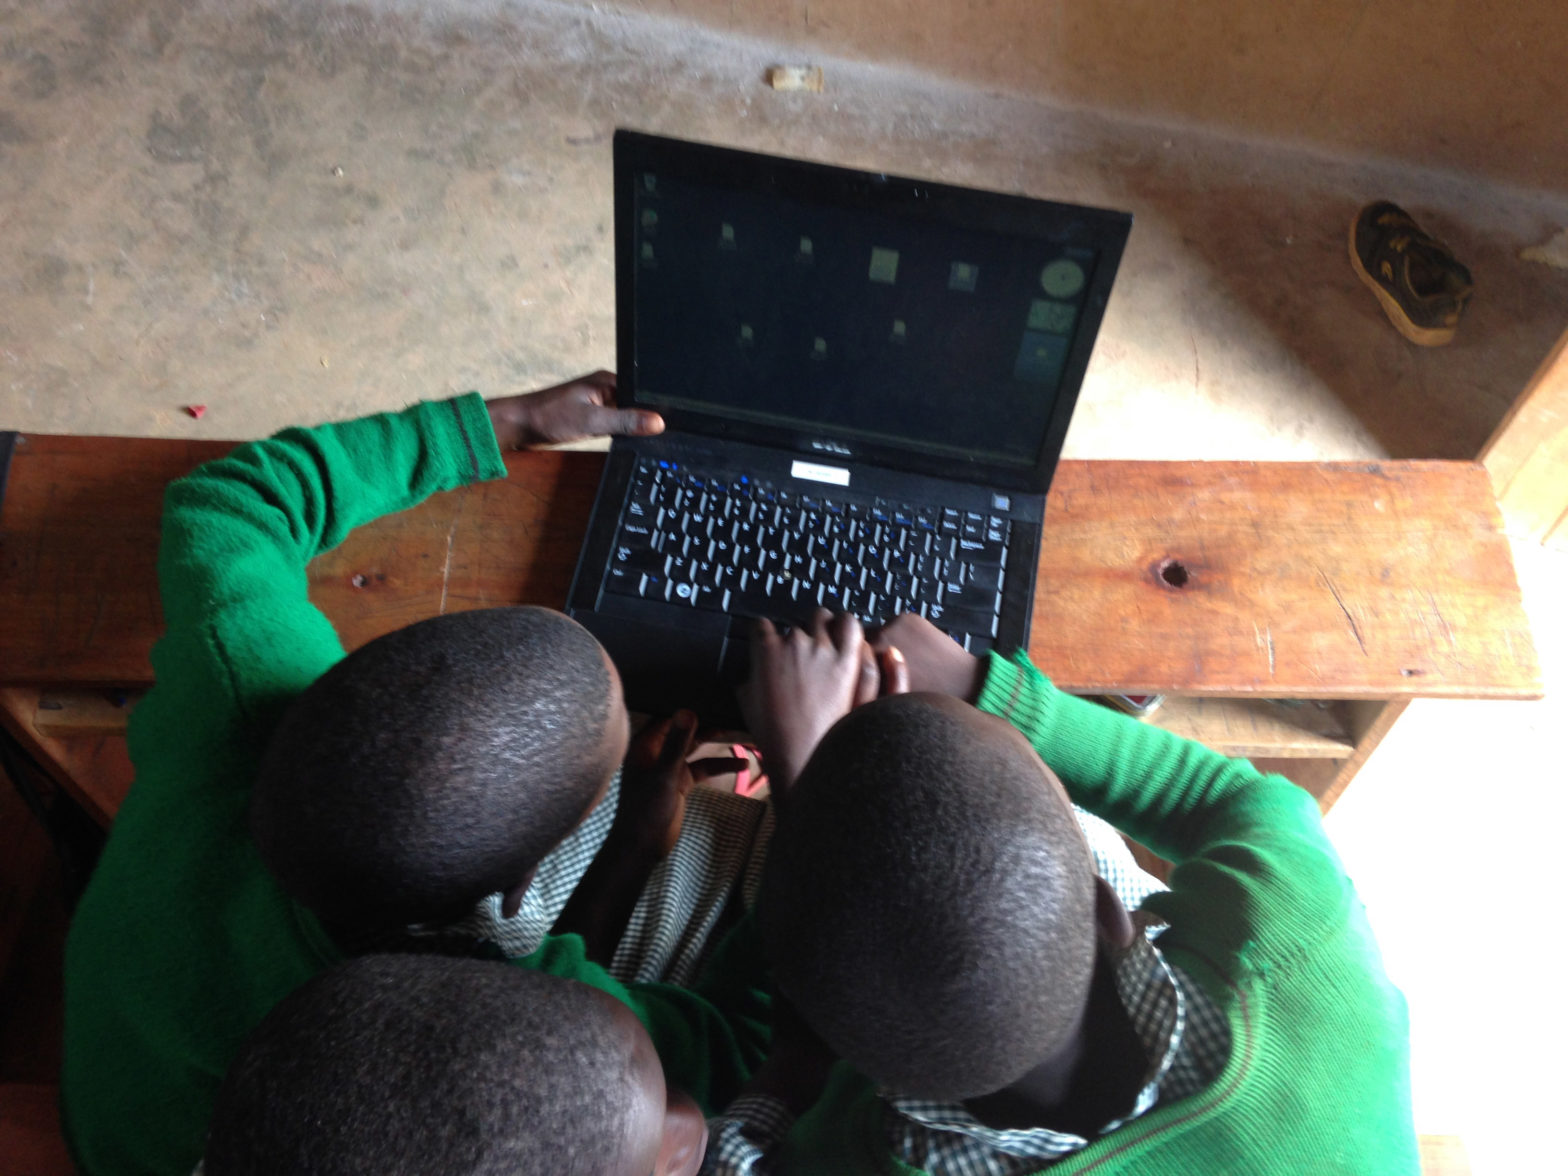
[185,404,207,419]
[732,743,770,799]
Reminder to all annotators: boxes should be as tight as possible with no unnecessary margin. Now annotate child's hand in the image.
[870,613,986,702]
[486,370,664,448]
[616,710,743,860]
[553,711,740,964]
[614,715,743,859]
[738,610,906,803]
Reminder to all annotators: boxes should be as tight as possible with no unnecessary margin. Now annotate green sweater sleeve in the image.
[975,651,1353,963]
[155,393,505,734]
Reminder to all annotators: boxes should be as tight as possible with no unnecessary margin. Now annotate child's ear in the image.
[1092,875,1136,950]
[655,1088,708,1176]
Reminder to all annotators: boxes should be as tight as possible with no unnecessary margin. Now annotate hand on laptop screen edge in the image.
[487,370,665,449]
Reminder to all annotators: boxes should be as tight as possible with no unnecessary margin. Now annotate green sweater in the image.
[779,652,1416,1175]
[61,395,768,1176]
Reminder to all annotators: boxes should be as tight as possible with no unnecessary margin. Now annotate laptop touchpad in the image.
[576,599,729,717]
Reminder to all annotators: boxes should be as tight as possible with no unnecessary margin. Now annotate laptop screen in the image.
[616,133,1131,489]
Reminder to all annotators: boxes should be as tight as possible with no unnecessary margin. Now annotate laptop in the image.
[566,130,1132,721]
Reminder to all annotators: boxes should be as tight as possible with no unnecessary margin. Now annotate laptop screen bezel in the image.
[613,130,1131,495]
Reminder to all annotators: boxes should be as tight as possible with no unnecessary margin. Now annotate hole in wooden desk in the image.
[1157,558,1190,589]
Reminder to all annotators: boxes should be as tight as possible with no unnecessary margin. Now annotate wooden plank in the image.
[1253,699,1412,814]
[305,449,604,656]
[0,435,232,687]
[1479,326,1568,550]
[1028,461,1540,700]
[0,438,1542,701]
[0,435,596,686]
[1142,697,1353,758]
[33,690,141,737]
[0,689,134,829]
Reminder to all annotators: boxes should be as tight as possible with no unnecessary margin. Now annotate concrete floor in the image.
[4,1,1567,1172]
[5,0,1568,457]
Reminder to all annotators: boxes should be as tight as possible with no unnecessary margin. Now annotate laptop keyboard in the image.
[603,458,1010,653]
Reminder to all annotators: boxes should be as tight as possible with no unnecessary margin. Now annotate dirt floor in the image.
[3,0,1566,460]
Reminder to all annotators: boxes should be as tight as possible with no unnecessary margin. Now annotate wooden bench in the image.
[0,432,1541,826]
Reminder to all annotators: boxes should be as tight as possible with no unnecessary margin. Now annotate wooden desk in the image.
[0,433,1543,822]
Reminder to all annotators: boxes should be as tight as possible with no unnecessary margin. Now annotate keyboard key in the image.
[604,565,644,596]
[964,563,1003,597]
[613,544,663,574]
[958,535,1006,566]
[939,604,999,638]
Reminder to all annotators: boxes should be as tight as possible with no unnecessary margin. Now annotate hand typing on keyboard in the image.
[868,613,987,704]
[737,610,909,803]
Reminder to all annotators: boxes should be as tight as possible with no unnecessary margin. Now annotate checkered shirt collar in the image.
[886,916,1186,1171]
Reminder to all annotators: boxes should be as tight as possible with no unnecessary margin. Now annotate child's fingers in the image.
[879,646,911,696]
[829,610,864,659]
[751,616,782,653]
[655,710,699,772]
[628,715,675,770]
[853,644,881,708]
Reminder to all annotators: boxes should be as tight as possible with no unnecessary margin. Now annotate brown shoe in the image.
[1349,202,1473,346]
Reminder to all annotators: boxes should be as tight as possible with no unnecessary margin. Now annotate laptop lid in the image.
[614,130,1132,495]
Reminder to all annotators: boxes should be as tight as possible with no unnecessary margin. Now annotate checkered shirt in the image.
[417,771,621,960]
[610,786,774,985]
[432,769,776,987]
[701,809,1232,1176]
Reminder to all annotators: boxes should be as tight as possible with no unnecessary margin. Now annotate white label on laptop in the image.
[791,459,851,487]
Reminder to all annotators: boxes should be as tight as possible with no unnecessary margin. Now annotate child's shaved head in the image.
[760,692,1098,1100]
[204,954,678,1176]
[251,606,627,926]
